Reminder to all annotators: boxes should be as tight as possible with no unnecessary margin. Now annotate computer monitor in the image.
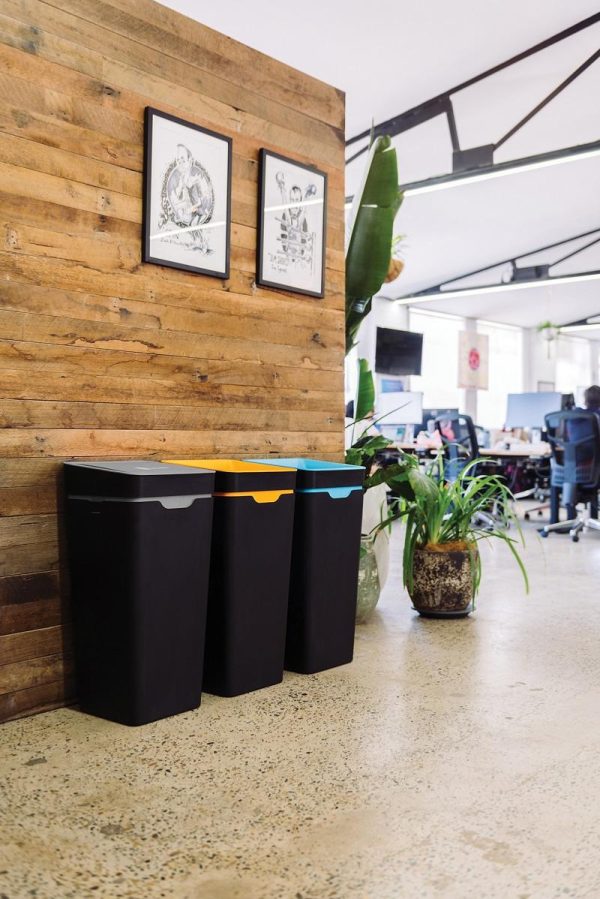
[376,388,423,425]
[414,408,460,437]
[561,393,575,410]
[505,392,562,429]
[375,327,423,376]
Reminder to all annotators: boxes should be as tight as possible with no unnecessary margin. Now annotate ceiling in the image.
[158,0,600,337]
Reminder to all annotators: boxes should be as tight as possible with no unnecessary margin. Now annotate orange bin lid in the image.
[162,459,296,497]
[165,459,295,473]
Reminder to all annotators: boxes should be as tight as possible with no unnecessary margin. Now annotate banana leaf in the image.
[355,357,375,420]
[345,135,403,353]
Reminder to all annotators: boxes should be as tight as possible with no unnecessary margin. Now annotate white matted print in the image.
[458,331,489,389]
[257,149,327,298]
[143,107,232,278]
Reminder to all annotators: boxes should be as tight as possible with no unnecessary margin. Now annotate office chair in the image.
[434,414,502,529]
[539,410,600,542]
[519,456,552,520]
[434,413,478,480]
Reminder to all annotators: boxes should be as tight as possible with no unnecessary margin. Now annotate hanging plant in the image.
[384,234,407,283]
[536,321,562,359]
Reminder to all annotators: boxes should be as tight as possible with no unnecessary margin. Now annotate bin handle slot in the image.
[68,494,211,509]
[214,490,293,504]
[296,487,363,500]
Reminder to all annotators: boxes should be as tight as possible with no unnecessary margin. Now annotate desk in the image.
[480,446,551,459]
[395,443,551,459]
[396,442,438,454]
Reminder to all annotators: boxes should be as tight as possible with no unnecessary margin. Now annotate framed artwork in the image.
[458,331,489,390]
[143,107,232,278]
[257,149,327,298]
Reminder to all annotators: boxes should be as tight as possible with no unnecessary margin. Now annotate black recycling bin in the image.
[249,458,365,674]
[64,460,215,726]
[164,460,296,697]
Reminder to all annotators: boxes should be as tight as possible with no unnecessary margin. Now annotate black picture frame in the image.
[256,149,327,299]
[142,106,232,278]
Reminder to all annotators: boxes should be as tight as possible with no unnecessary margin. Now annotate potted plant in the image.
[348,433,415,622]
[383,234,407,283]
[402,458,529,618]
[536,321,561,359]
[345,361,417,622]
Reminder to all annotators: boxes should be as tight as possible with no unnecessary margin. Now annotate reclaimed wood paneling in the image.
[0,0,345,722]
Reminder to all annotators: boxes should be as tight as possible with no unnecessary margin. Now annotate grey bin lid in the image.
[64,459,215,500]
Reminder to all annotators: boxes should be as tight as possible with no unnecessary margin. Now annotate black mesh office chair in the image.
[434,413,478,482]
[434,413,501,529]
[540,410,600,542]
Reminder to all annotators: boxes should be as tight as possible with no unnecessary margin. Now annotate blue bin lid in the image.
[247,458,364,491]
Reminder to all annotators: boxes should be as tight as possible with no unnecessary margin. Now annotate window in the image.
[409,309,465,409]
[556,336,592,401]
[476,321,524,429]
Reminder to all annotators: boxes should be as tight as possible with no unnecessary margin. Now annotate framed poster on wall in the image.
[458,331,489,389]
[257,149,327,298]
[143,107,232,278]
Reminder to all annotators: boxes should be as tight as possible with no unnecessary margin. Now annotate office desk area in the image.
[480,444,551,459]
[393,441,550,458]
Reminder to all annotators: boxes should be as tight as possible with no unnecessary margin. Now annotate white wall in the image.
[524,328,561,392]
[525,329,599,397]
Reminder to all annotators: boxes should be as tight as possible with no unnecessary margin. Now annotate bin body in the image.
[164,461,296,696]
[64,461,214,725]
[249,459,365,674]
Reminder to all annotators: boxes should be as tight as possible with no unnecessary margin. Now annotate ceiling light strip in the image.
[395,272,600,305]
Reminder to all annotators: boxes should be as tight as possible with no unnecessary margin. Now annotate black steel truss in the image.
[394,227,600,301]
[345,140,600,204]
[346,14,600,175]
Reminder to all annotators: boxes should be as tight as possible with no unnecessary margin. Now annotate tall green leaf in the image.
[355,358,375,420]
[345,136,403,354]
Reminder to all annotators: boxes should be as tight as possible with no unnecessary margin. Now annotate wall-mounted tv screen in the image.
[375,327,423,376]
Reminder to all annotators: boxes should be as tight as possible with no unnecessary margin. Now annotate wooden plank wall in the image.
[0,0,346,722]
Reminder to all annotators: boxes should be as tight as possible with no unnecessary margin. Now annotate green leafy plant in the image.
[345,360,418,503]
[536,321,561,358]
[345,135,403,354]
[354,358,375,421]
[536,320,562,344]
[345,433,417,498]
[343,134,406,555]
[402,457,529,598]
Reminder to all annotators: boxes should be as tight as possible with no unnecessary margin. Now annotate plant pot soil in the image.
[409,542,478,618]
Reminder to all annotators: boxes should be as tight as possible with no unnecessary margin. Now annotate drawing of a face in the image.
[176,143,192,176]
[289,185,303,218]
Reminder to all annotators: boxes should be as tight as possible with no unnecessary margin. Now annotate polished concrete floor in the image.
[1,511,600,898]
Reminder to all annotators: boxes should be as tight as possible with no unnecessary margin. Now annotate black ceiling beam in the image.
[345,95,451,165]
[552,234,600,267]
[397,140,600,196]
[494,47,600,151]
[392,227,600,300]
[562,312,600,327]
[345,140,600,204]
[346,13,600,150]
